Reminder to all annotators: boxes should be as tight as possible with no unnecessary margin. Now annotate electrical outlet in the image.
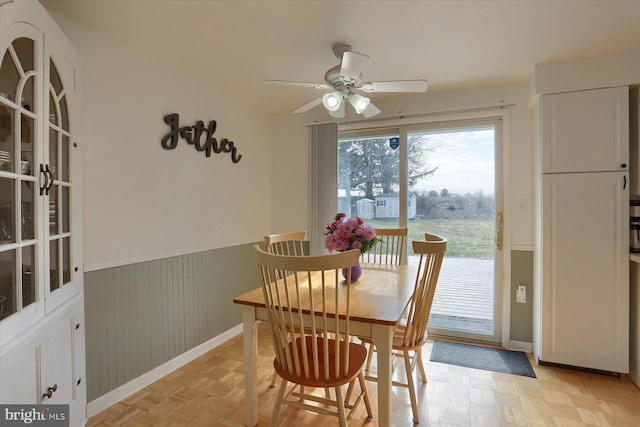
[516,284,526,303]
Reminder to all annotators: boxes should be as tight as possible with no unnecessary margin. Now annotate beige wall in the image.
[530,50,640,100]
[269,113,312,236]
[48,12,273,271]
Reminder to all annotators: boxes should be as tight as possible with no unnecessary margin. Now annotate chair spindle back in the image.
[255,245,361,382]
[264,230,307,256]
[401,233,447,348]
[361,227,408,265]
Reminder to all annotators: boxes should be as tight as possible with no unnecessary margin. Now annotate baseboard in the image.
[86,324,243,417]
[508,340,533,353]
[537,359,621,377]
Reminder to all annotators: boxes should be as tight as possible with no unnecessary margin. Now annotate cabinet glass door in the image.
[0,30,43,339]
[43,57,78,313]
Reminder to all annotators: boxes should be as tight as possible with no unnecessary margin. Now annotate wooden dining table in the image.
[233,263,418,427]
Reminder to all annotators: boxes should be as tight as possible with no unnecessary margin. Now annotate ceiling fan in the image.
[265,43,428,118]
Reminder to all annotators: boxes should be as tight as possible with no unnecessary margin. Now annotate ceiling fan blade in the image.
[264,80,331,90]
[359,80,428,93]
[340,51,369,82]
[292,97,323,114]
[362,102,381,118]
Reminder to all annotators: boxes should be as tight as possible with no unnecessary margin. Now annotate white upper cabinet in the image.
[541,86,629,173]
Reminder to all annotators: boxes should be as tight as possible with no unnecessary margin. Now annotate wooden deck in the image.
[409,256,495,334]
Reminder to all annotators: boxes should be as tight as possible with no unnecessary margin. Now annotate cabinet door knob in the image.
[43,384,58,399]
[622,163,627,168]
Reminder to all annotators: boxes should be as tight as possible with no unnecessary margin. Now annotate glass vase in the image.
[341,263,362,282]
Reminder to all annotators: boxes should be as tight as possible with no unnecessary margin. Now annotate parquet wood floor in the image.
[87,323,640,426]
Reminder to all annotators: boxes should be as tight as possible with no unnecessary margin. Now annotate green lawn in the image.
[365,218,495,259]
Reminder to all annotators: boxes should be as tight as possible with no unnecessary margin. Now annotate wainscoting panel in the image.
[84,242,260,401]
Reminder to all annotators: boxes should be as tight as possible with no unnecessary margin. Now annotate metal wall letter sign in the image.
[161,113,242,163]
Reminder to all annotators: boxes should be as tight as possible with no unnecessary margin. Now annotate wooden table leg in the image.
[372,324,394,427]
[242,306,258,426]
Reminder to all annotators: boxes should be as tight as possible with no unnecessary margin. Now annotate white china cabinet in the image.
[534,86,630,373]
[0,1,86,425]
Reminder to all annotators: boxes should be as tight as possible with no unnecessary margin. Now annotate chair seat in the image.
[274,336,368,388]
[392,324,428,351]
[359,321,428,352]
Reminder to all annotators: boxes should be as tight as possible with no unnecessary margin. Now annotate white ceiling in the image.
[40,0,640,115]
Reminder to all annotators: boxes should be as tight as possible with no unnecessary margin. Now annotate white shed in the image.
[374,193,417,219]
[356,198,375,219]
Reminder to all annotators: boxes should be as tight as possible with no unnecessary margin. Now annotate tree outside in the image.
[338,135,437,200]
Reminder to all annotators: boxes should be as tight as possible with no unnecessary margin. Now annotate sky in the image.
[410,128,495,196]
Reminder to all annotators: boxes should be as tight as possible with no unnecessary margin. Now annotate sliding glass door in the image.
[337,119,503,343]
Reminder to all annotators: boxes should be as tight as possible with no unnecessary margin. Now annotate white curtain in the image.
[310,123,338,255]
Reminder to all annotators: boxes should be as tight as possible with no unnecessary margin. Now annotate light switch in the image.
[516,284,526,303]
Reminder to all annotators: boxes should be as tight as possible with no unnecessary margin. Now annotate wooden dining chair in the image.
[347,233,447,424]
[254,245,373,427]
[392,234,446,423]
[264,230,308,388]
[264,230,307,257]
[359,227,408,371]
[360,227,408,265]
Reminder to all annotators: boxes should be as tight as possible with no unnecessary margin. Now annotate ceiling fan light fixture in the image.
[329,102,345,118]
[348,93,370,114]
[322,91,343,111]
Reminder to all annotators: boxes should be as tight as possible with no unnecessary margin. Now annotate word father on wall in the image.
[161,113,242,163]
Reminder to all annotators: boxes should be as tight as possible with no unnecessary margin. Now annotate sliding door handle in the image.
[495,212,503,251]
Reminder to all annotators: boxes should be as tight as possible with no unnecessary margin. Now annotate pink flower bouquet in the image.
[324,213,380,255]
